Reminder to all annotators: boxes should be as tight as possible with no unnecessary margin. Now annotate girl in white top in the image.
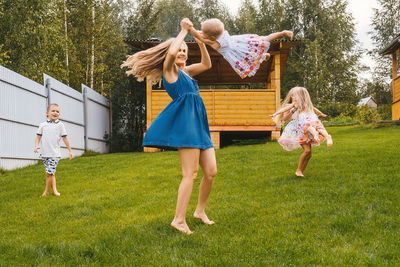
[189,18,293,79]
[272,87,333,177]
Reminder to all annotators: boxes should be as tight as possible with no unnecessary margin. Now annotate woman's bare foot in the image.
[326,135,333,147]
[284,30,294,40]
[265,53,270,61]
[53,191,61,196]
[41,192,49,197]
[193,211,215,225]
[171,220,193,235]
[295,170,304,177]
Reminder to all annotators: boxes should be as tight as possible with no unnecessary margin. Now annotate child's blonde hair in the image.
[275,87,314,123]
[121,38,183,84]
[201,18,224,39]
[47,103,59,112]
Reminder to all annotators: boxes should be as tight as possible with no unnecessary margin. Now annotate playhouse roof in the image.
[380,33,400,56]
[358,96,376,107]
[125,39,298,84]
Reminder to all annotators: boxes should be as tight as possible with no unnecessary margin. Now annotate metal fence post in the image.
[45,78,51,106]
[82,85,88,151]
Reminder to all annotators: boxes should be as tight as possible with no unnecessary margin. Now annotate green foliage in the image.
[152,0,196,40]
[319,103,383,124]
[0,0,66,83]
[1,126,400,265]
[109,75,146,152]
[359,79,392,105]
[285,0,359,103]
[0,44,9,65]
[377,104,392,120]
[125,0,160,40]
[355,105,381,123]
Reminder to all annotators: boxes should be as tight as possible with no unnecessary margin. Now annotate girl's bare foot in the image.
[326,135,333,147]
[41,192,49,197]
[53,191,61,196]
[295,170,304,177]
[284,30,294,40]
[265,53,270,61]
[170,220,193,235]
[193,211,215,225]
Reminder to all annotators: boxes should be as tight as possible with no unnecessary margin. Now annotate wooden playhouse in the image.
[126,39,298,151]
[381,33,400,120]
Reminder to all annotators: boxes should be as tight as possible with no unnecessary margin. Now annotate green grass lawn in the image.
[1,125,399,266]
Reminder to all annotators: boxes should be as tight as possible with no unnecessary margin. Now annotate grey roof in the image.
[380,33,400,55]
[358,96,376,106]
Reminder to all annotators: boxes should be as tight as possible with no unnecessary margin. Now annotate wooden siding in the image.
[393,75,400,103]
[149,89,276,128]
[392,100,400,120]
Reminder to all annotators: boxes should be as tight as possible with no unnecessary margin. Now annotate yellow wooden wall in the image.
[394,76,400,103]
[392,49,400,120]
[149,90,276,126]
[392,101,400,120]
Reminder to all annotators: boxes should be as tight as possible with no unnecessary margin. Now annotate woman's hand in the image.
[194,36,203,45]
[180,18,193,31]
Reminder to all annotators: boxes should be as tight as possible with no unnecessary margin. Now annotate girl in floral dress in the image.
[189,18,293,79]
[272,87,333,177]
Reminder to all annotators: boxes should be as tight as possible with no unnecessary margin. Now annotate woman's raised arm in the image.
[186,38,212,77]
[163,18,192,81]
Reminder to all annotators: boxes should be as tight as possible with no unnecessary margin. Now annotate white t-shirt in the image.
[37,120,68,158]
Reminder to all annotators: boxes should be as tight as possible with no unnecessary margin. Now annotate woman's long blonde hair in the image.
[274,87,314,123]
[121,38,175,84]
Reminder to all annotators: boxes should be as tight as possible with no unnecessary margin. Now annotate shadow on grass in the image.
[229,139,270,146]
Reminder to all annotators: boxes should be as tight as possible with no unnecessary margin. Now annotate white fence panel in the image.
[83,84,110,153]
[0,66,110,170]
[0,65,47,170]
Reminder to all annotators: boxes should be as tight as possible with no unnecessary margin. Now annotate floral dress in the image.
[216,30,270,79]
[278,110,326,151]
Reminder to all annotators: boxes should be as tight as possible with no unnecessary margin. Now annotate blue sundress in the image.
[142,69,214,150]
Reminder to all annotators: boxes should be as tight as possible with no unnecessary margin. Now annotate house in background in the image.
[357,96,377,108]
[380,33,400,120]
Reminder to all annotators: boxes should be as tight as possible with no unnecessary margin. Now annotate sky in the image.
[219,0,379,80]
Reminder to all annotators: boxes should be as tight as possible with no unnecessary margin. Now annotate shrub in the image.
[355,106,381,124]
[377,104,392,120]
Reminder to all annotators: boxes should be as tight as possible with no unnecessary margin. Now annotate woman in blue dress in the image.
[122,18,217,234]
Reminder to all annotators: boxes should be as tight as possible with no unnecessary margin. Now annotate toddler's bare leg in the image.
[308,126,320,142]
[317,128,333,147]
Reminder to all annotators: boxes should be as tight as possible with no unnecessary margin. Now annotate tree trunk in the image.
[63,0,69,86]
[90,0,95,89]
